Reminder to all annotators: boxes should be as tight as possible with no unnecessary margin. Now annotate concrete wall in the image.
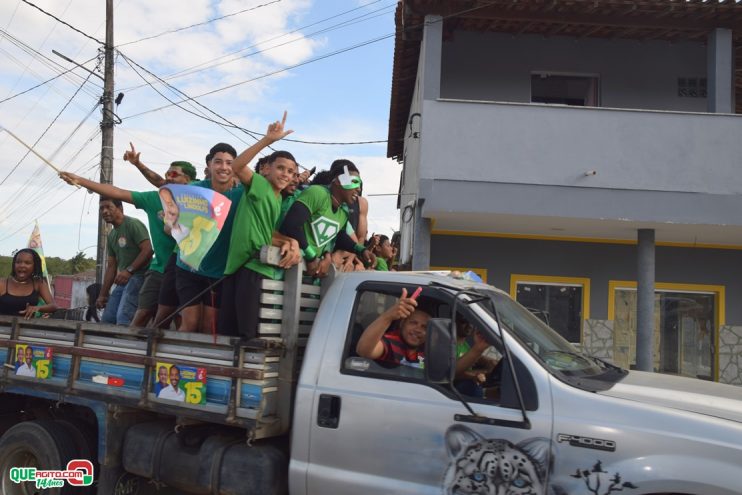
[440,32,707,112]
[418,99,742,196]
[430,234,742,324]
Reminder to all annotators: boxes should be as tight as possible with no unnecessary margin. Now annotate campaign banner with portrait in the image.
[153,361,207,405]
[158,184,232,270]
[14,344,52,379]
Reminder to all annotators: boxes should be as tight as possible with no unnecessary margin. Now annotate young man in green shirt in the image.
[219,112,301,339]
[59,158,196,327]
[173,142,241,333]
[279,160,374,278]
[97,198,152,325]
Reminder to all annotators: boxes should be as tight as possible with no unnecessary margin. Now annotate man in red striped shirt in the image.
[356,288,431,368]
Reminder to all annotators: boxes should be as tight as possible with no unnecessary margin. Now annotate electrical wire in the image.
[0,29,101,100]
[0,150,101,245]
[122,1,395,91]
[0,127,101,221]
[0,70,95,188]
[117,0,282,47]
[119,2,495,145]
[119,53,265,147]
[19,0,103,45]
[1,0,73,98]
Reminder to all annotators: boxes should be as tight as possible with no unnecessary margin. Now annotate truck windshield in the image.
[480,289,627,390]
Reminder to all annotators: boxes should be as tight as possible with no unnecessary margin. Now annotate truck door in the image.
[303,283,554,495]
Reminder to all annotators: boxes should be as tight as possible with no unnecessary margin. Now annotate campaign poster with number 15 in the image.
[153,361,207,405]
[14,344,52,379]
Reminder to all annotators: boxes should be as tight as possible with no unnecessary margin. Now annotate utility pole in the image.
[96,0,114,284]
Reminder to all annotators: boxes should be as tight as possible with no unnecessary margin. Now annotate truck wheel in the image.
[0,420,79,495]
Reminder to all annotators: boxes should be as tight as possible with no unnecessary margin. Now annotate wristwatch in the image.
[125,265,135,274]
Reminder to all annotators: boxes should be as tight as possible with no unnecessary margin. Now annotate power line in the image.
[121,51,388,146]
[119,2,494,145]
[0,70,95,188]
[117,0,282,47]
[122,1,395,91]
[19,0,103,45]
[119,53,262,152]
[0,187,84,244]
[0,66,80,104]
[0,30,101,100]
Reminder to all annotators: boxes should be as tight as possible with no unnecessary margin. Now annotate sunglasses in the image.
[165,170,185,179]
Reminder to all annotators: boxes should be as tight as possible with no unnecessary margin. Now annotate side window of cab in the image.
[341,283,507,404]
[343,284,435,382]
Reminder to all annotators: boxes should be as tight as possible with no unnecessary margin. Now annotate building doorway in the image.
[611,283,719,381]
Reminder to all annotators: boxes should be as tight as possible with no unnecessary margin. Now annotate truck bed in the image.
[0,267,318,440]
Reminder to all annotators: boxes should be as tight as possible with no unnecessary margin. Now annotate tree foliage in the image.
[0,252,96,277]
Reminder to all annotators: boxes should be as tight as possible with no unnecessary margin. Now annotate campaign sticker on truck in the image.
[153,362,207,405]
[13,344,52,379]
[9,459,94,489]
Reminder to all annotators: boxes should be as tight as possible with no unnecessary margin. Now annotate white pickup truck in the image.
[0,266,740,495]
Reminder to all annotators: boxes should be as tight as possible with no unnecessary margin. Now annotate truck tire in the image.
[0,420,80,495]
[55,419,97,494]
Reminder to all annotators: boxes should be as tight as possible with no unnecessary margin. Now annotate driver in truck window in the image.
[356,288,430,368]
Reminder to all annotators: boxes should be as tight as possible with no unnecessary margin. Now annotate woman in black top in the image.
[0,249,57,318]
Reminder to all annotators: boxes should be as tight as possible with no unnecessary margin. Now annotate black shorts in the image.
[175,265,222,308]
[158,254,179,307]
[218,267,264,338]
[138,270,164,310]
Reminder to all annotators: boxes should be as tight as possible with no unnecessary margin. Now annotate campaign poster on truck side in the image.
[14,344,52,379]
[158,184,231,270]
[153,362,207,405]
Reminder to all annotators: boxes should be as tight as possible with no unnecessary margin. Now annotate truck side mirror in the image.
[425,318,455,384]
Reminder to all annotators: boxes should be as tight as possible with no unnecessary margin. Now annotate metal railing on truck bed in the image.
[0,264,317,441]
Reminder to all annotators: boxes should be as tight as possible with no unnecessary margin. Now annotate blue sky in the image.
[0,0,400,259]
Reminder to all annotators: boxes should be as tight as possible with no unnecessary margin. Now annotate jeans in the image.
[101,273,144,326]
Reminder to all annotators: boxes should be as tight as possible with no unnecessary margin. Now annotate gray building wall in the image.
[418,100,742,197]
[430,234,742,324]
[440,32,707,112]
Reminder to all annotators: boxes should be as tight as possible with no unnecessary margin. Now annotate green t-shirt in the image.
[456,340,471,359]
[107,216,150,274]
[375,258,389,271]
[175,180,243,279]
[224,174,283,279]
[296,185,349,256]
[131,190,176,273]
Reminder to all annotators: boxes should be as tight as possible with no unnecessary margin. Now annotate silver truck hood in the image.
[598,370,742,423]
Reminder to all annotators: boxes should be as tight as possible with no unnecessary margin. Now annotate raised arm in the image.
[356,288,416,359]
[124,142,165,188]
[232,111,293,186]
[59,172,133,203]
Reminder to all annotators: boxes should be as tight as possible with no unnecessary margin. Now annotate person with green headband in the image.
[279,159,374,278]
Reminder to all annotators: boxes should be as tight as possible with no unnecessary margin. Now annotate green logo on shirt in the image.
[311,216,340,248]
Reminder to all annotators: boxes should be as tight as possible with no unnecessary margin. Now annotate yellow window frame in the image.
[607,280,725,382]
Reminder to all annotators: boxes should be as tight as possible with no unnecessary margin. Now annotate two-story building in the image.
[388,0,742,384]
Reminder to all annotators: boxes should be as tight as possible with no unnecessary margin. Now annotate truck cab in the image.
[290,271,742,495]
